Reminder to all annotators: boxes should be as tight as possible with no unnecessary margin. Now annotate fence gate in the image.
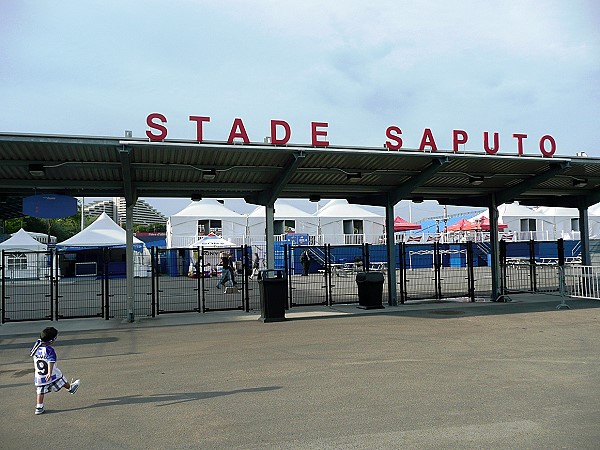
[502,240,564,295]
[153,246,247,315]
[55,249,106,320]
[287,244,378,307]
[400,242,475,302]
[1,250,54,323]
[287,244,332,307]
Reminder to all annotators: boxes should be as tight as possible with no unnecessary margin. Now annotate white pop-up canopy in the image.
[316,199,385,245]
[0,228,47,251]
[57,212,144,250]
[188,233,236,248]
[167,199,247,247]
[247,201,318,236]
[0,229,50,279]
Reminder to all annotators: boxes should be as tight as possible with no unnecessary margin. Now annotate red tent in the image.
[393,216,421,232]
[446,218,477,231]
[473,216,508,231]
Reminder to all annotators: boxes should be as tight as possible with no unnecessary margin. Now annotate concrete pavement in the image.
[1,293,600,449]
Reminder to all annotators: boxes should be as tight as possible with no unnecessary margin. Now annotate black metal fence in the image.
[0,239,584,323]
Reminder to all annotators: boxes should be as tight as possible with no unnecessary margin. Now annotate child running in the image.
[29,327,80,415]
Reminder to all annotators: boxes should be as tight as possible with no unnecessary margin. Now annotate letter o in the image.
[539,135,556,157]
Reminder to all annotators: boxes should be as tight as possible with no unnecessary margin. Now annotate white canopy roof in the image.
[0,228,47,251]
[587,203,600,216]
[534,206,579,217]
[316,199,382,218]
[189,233,236,248]
[497,203,545,218]
[173,199,245,218]
[248,202,315,218]
[57,212,144,249]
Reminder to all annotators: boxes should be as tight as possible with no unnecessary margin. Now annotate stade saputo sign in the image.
[145,113,557,157]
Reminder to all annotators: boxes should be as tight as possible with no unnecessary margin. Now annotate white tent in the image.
[316,199,385,245]
[540,203,600,239]
[0,229,46,251]
[167,199,246,248]
[534,206,582,239]
[57,213,149,277]
[588,203,600,238]
[57,212,144,249]
[470,203,600,239]
[495,203,543,232]
[188,233,237,277]
[189,233,236,248]
[0,229,49,279]
[247,201,318,238]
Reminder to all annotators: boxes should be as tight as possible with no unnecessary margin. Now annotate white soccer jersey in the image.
[32,345,63,386]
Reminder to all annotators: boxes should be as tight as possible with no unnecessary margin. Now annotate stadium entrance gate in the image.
[0,238,589,323]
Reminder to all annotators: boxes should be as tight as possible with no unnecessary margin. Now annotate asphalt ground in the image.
[1,294,600,449]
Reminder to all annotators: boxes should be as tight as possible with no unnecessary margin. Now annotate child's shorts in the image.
[36,376,67,394]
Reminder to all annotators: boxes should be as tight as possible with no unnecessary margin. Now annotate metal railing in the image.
[1,239,595,323]
[565,265,600,299]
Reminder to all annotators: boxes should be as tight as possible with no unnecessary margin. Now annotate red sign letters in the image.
[146,113,556,157]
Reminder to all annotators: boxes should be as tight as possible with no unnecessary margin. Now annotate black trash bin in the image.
[258,270,288,322]
[356,271,385,309]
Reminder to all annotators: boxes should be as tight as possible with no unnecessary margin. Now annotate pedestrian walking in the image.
[216,252,233,289]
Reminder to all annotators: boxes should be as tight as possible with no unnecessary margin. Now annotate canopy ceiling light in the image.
[28,164,45,176]
[572,177,588,188]
[203,169,217,180]
[468,175,484,186]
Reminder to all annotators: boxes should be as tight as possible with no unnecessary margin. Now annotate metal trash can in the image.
[258,270,288,322]
[356,271,385,309]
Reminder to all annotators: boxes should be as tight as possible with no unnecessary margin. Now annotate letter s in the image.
[385,126,403,150]
[146,113,167,141]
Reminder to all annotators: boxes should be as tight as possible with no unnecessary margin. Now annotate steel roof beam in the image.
[442,161,572,207]
[254,151,306,205]
[388,156,450,205]
[118,146,137,206]
[346,157,450,207]
[495,161,570,205]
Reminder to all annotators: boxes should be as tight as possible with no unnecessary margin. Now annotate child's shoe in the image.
[68,379,80,394]
[35,406,45,415]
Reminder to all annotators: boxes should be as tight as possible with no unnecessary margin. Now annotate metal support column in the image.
[125,201,135,322]
[265,202,275,271]
[385,200,397,306]
[489,194,505,301]
[578,205,591,266]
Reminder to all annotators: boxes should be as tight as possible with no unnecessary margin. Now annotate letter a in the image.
[419,128,438,151]
[228,118,250,143]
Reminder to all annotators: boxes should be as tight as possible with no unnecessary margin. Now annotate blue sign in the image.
[286,233,310,245]
[23,194,78,219]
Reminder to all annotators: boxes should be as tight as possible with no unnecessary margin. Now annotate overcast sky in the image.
[2,1,599,219]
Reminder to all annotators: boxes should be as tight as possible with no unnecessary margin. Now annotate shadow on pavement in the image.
[61,386,283,411]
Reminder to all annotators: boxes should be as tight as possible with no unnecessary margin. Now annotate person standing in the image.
[30,327,80,415]
[300,250,311,276]
[251,252,260,279]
